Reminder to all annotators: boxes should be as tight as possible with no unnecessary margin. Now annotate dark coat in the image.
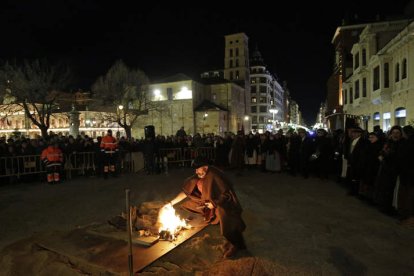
[182,166,246,236]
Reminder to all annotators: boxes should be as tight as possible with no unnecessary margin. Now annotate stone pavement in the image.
[1,168,414,275]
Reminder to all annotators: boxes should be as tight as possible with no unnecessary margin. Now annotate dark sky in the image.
[0,1,411,124]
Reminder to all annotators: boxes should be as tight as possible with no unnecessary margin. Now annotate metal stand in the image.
[126,189,133,275]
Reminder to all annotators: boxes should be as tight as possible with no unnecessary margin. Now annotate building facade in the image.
[223,33,251,132]
[249,48,284,132]
[327,23,368,130]
[342,19,414,131]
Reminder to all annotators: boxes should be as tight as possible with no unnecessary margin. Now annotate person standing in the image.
[41,140,63,184]
[176,126,187,138]
[100,129,118,179]
[167,156,246,258]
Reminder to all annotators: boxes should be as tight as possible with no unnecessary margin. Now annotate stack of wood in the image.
[133,201,164,234]
[108,201,164,235]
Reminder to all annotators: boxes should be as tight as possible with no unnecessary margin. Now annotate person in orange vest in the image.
[100,129,118,178]
[41,140,63,184]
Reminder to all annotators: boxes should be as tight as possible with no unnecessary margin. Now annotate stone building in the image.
[342,19,414,131]
[135,74,249,138]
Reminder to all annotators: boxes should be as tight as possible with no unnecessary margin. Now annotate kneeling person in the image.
[168,156,246,258]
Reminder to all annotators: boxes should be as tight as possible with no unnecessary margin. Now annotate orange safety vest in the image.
[100,135,118,152]
[41,146,63,163]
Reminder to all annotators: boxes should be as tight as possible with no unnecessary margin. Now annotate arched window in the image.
[373,112,380,126]
[383,112,391,130]
[395,107,406,126]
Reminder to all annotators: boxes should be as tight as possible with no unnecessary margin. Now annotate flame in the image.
[158,204,188,234]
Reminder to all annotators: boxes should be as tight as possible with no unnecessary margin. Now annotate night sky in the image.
[0,1,411,124]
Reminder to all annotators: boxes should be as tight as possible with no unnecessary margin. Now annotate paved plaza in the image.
[1,169,414,275]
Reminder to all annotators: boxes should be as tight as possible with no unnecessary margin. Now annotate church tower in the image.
[223,33,251,132]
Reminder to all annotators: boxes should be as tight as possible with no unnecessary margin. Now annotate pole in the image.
[125,189,133,275]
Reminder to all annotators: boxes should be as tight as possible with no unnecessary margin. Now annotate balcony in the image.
[371,87,391,105]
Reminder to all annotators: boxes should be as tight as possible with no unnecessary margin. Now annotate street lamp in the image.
[117,105,124,136]
[203,112,208,134]
[269,105,278,130]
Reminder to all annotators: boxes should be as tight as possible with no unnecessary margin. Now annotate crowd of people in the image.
[0,124,413,226]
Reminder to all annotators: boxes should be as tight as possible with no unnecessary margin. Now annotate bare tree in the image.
[0,59,72,138]
[91,60,150,139]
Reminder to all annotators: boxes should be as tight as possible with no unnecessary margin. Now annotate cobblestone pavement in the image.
[1,168,414,275]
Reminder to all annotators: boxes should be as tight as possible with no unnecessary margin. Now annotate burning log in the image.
[157,203,191,241]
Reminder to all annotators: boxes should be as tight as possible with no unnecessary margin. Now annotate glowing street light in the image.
[203,112,208,134]
[117,105,124,135]
[269,105,278,129]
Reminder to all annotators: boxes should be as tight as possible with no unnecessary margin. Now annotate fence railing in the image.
[0,147,216,181]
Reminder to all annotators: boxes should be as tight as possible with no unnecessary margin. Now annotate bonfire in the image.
[157,203,190,241]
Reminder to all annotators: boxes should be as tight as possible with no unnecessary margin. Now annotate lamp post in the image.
[269,105,278,131]
[117,105,124,137]
[203,112,208,134]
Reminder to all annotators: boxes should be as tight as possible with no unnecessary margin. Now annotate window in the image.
[395,107,406,126]
[167,88,173,100]
[235,59,239,67]
[383,112,391,130]
[373,66,380,90]
[362,49,367,66]
[402,59,407,79]
[251,86,256,93]
[362,78,367,97]
[350,88,353,104]
[373,112,380,126]
[384,63,389,88]
[259,106,267,112]
[259,97,266,103]
[229,60,233,68]
[258,116,264,123]
[395,63,400,82]
[344,89,347,104]
[235,70,239,79]
[252,116,257,123]
[229,71,233,80]
[259,86,267,93]
[354,80,360,99]
[251,106,257,113]
[235,48,239,56]
[229,49,233,57]
[354,52,360,69]
[260,77,267,83]
[251,97,256,103]
[212,93,217,101]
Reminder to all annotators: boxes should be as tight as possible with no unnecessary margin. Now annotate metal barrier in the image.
[0,155,44,178]
[158,147,216,166]
[64,152,96,179]
[0,147,216,182]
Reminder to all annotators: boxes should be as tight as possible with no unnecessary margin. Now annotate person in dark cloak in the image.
[167,156,246,258]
